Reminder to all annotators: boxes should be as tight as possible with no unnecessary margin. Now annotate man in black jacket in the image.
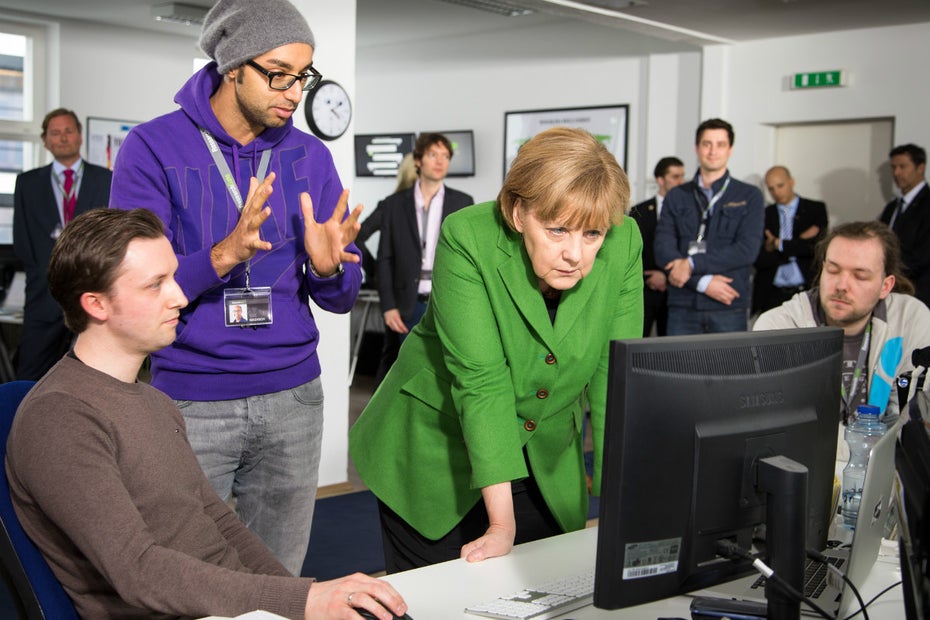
[879,143,929,308]
[752,165,828,315]
[628,156,685,336]
[13,108,112,379]
[375,133,473,383]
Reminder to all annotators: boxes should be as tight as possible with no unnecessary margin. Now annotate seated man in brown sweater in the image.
[4,208,409,620]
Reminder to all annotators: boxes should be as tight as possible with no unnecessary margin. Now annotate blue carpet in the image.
[302,489,384,580]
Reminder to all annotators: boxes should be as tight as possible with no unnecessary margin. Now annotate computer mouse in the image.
[354,608,413,620]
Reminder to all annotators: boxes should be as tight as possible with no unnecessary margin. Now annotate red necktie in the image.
[62,169,76,224]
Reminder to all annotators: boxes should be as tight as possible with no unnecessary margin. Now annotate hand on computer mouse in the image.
[303,573,408,620]
[354,609,413,620]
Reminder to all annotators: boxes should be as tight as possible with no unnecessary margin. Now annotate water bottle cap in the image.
[856,404,881,417]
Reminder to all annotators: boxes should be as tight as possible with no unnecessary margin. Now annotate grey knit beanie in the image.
[200,0,316,74]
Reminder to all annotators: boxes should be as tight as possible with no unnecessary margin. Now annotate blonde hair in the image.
[395,152,418,193]
[498,127,628,231]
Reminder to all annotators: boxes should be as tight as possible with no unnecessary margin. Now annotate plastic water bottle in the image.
[841,404,886,528]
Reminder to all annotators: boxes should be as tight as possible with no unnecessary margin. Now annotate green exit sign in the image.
[792,70,846,89]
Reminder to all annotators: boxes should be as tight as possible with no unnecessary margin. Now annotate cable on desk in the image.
[751,557,834,620]
[807,548,869,620]
[715,540,833,620]
[841,580,903,620]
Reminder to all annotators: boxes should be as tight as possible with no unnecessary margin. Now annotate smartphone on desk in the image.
[690,595,767,620]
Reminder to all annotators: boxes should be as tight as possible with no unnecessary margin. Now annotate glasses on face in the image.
[245,60,322,92]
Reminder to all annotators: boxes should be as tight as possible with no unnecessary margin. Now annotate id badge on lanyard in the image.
[200,128,274,328]
[689,177,730,257]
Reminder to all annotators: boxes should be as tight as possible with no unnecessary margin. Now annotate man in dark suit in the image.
[752,165,828,315]
[879,143,929,308]
[628,156,685,336]
[13,108,112,379]
[375,132,473,383]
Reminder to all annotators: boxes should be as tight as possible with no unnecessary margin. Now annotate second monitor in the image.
[594,327,843,611]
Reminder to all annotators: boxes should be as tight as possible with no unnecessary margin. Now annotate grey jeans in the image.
[176,377,324,575]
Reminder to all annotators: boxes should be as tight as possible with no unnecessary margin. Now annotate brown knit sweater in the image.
[5,356,314,619]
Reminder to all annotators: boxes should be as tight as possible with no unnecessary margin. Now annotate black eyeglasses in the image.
[245,60,322,92]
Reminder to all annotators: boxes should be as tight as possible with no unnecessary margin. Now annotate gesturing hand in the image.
[302,189,363,277]
[210,174,275,278]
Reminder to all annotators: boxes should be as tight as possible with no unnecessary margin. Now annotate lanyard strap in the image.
[841,321,872,422]
[54,160,84,203]
[199,128,271,289]
[694,176,730,243]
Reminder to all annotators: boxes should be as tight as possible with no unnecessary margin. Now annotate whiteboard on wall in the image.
[504,105,629,179]
[86,117,140,170]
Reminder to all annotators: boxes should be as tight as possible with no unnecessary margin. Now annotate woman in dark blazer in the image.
[349,127,644,572]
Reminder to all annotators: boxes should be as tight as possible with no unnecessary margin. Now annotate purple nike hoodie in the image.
[110,62,361,401]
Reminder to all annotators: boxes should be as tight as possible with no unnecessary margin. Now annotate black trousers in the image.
[377,475,564,573]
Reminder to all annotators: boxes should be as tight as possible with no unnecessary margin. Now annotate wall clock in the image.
[305,80,352,141]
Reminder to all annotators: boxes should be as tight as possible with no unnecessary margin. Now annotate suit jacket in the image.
[350,202,644,540]
[376,185,474,319]
[752,197,828,314]
[629,197,660,272]
[879,183,930,307]
[13,162,112,322]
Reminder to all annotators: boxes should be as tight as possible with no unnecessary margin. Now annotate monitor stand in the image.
[757,455,809,620]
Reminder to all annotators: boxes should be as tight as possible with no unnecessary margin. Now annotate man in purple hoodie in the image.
[110,0,362,575]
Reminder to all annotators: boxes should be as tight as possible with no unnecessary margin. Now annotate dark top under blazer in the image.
[752,197,828,314]
[879,183,930,308]
[13,162,112,322]
[376,185,474,319]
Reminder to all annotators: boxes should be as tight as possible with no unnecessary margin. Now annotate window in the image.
[0,20,47,231]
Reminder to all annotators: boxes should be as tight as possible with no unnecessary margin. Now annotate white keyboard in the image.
[465,568,594,620]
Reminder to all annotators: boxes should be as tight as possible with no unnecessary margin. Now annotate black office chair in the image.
[0,380,79,619]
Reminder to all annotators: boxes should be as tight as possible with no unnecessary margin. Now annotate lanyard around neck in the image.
[841,320,872,423]
[200,128,272,288]
[694,176,730,242]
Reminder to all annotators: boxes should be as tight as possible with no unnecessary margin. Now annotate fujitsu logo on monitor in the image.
[738,391,786,409]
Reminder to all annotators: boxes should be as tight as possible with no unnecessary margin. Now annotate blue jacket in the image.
[655,171,764,311]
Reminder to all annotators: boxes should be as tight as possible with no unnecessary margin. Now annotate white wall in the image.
[354,53,706,215]
[718,22,930,201]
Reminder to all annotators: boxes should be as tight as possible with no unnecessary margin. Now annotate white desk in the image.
[380,526,905,619]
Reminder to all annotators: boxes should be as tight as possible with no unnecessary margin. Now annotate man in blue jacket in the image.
[109,0,362,574]
[655,118,764,334]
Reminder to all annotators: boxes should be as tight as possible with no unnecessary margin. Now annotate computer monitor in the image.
[594,327,842,611]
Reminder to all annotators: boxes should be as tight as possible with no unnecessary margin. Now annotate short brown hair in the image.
[814,220,914,295]
[695,118,734,147]
[41,108,82,138]
[498,127,629,232]
[413,133,453,163]
[49,209,166,333]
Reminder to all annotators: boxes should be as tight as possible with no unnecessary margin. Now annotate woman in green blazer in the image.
[349,127,644,572]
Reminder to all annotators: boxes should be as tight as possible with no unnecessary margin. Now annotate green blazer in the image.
[349,202,643,540]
